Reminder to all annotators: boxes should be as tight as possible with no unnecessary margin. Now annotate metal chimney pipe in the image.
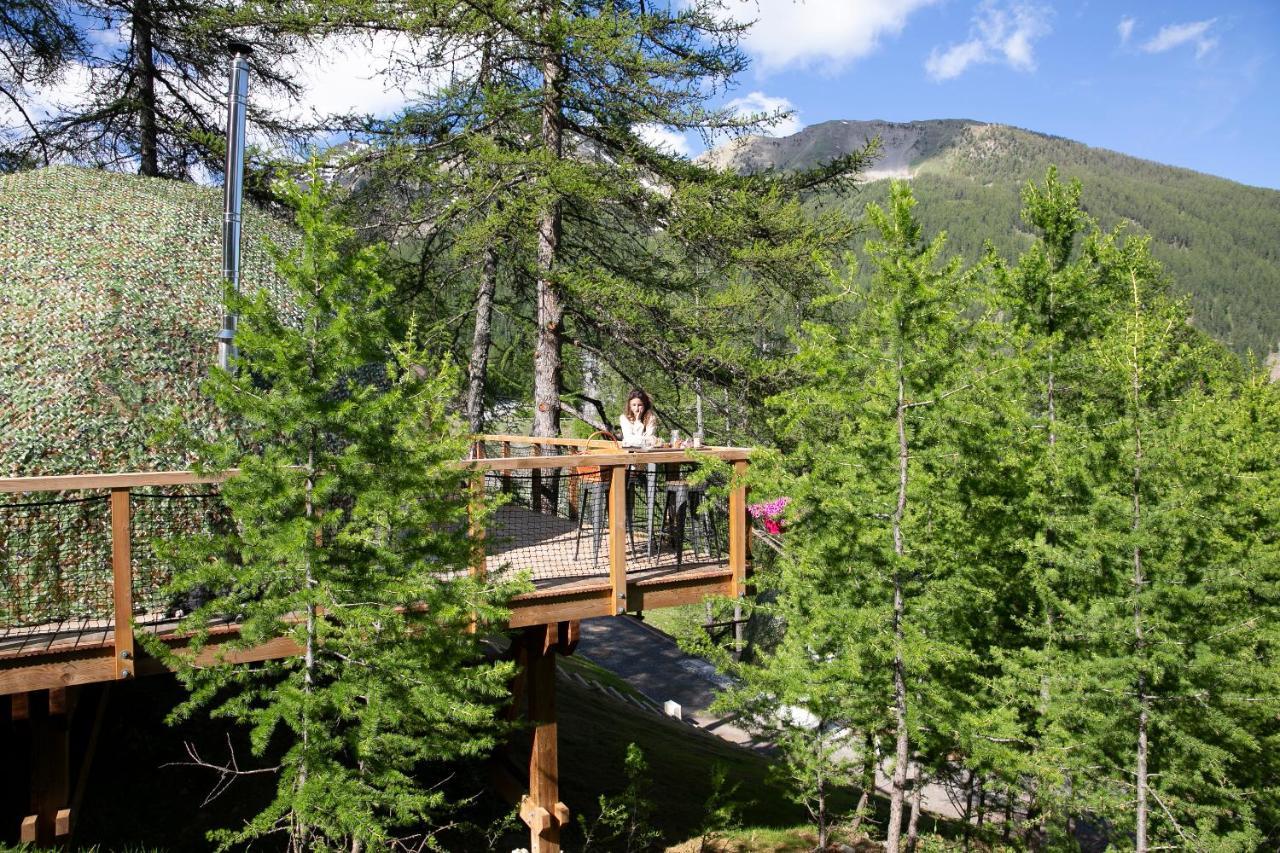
[217,41,252,372]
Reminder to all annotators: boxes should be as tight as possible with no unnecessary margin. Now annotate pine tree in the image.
[754,181,1000,852]
[150,175,518,850]
[8,0,307,179]
[312,0,869,440]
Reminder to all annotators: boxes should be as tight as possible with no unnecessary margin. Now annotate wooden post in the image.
[728,460,748,599]
[110,488,134,680]
[468,451,486,579]
[29,689,71,846]
[501,441,512,494]
[608,465,627,615]
[524,625,562,853]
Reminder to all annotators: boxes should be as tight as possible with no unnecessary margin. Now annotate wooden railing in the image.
[0,439,750,683]
[0,470,226,681]
[469,435,751,609]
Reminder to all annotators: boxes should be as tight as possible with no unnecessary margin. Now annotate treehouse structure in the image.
[0,435,752,852]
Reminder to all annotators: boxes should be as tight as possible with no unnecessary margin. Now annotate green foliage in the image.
[313,0,871,441]
[577,742,662,853]
[731,168,1280,851]
[735,120,1280,359]
[729,180,1005,851]
[145,174,519,851]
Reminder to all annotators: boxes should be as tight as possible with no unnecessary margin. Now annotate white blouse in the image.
[619,413,658,447]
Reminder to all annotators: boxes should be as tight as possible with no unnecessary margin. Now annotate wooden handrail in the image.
[0,469,232,494]
[470,448,751,472]
[477,434,616,449]
[0,450,752,496]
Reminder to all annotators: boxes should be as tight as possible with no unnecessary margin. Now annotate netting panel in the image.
[130,487,230,628]
[481,461,731,583]
[483,469,614,581]
[0,494,113,630]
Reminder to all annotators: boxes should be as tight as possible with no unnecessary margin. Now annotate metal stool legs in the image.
[573,480,610,567]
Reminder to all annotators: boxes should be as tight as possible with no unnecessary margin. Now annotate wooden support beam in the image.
[728,460,748,599]
[556,621,579,656]
[20,815,36,844]
[468,466,487,579]
[520,797,551,834]
[608,465,628,615]
[55,808,71,839]
[11,692,29,721]
[110,488,135,680]
[29,689,71,846]
[525,625,561,853]
[47,687,68,717]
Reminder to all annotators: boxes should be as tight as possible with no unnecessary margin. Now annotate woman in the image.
[619,388,658,448]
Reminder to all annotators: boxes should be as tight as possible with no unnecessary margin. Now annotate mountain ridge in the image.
[701,119,1280,359]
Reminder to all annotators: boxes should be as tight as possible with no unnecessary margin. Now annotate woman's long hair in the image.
[623,388,653,423]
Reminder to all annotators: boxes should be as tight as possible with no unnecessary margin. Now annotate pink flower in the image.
[749,496,790,534]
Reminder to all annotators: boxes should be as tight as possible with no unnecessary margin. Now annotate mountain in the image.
[701,120,1280,360]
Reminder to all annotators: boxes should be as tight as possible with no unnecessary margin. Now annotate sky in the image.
[665,0,1279,189]
[6,1,1277,189]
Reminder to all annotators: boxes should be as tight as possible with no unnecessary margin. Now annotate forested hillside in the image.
[706,120,1280,359]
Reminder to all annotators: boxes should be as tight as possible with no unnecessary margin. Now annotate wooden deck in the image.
[0,436,752,696]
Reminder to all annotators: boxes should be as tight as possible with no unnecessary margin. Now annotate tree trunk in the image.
[886,360,910,853]
[581,349,601,425]
[906,762,923,853]
[131,0,159,177]
[533,0,564,441]
[815,738,827,850]
[849,731,876,836]
[1129,270,1149,853]
[466,245,498,433]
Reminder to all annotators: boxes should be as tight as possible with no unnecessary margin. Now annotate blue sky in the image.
[671,0,1279,189]
[7,1,1274,189]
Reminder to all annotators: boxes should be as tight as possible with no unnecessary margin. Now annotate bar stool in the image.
[686,481,722,559]
[625,463,658,557]
[573,477,611,568]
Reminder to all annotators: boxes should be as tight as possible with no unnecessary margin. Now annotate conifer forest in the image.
[1,1,1278,851]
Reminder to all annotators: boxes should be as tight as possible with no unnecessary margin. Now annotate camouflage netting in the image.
[0,166,297,631]
[0,165,297,477]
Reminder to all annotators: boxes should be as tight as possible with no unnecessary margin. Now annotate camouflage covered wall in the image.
[0,166,296,477]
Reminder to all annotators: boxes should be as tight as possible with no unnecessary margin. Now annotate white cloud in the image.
[925,1,1052,81]
[925,40,988,80]
[635,124,693,157]
[1140,19,1216,55]
[722,0,940,74]
[724,91,801,137]
[270,34,439,123]
[1195,37,1219,59]
[1117,16,1136,45]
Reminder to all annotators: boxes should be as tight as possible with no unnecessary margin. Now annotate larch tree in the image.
[1051,229,1280,851]
[5,0,308,179]
[755,181,1001,852]
[0,0,82,169]
[307,0,869,439]
[150,176,519,850]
